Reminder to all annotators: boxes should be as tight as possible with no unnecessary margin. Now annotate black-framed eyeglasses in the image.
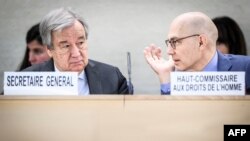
[165,34,200,49]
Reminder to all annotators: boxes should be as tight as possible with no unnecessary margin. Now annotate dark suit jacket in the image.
[217,51,250,94]
[23,59,129,94]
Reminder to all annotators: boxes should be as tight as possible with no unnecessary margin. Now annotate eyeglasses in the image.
[165,34,200,49]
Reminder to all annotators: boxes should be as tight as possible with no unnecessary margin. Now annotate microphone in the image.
[127,52,133,94]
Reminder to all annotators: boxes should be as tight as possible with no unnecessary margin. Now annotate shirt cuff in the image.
[161,83,171,95]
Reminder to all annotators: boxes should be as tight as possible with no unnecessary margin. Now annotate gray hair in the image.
[39,7,89,49]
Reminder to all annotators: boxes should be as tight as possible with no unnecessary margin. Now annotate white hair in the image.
[39,7,89,49]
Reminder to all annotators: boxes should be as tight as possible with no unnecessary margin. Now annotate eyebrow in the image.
[58,36,86,45]
[169,36,178,41]
[59,41,68,44]
[78,36,85,40]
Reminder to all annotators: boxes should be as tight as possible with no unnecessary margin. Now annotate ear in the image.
[46,46,53,57]
[199,34,207,47]
[199,41,203,46]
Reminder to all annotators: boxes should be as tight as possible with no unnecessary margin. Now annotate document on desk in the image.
[4,72,78,95]
[171,71,245,95]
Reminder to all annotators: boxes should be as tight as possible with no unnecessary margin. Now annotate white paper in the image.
[171,72,245,96]
[4,72,78,95]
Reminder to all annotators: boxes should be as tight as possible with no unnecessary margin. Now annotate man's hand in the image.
[144,44,175,83]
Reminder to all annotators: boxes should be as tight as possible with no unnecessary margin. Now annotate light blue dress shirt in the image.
[78,70,90,95]
[54,65,90,95]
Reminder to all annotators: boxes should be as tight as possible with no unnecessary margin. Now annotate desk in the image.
[0,95,250,141]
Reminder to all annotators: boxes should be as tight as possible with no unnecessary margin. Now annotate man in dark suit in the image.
[23,7,130,95]
[143,12,250,94]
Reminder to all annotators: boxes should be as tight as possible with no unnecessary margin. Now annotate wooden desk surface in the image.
[0,95,250,141]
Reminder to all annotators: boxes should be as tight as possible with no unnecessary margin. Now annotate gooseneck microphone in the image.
[127,52,133,94]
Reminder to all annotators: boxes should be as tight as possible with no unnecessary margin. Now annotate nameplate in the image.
[4,72,78,95]
[171,72,245,95]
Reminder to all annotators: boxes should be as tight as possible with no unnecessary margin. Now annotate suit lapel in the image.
[85,60,103,94]
[217,51,232,71]
[44,59,55,71]
[47,59,103,94]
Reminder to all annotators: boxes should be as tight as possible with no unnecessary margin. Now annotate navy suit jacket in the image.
[23,59,129,94]
[217,51,250,94]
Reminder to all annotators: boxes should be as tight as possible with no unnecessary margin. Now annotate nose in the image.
[70,45,81,57]
[29,52,36,64]
[167,46,175,55]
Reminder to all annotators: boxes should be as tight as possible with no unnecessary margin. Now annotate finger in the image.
[168,55,173,62]
[152,46,162,60]
[144,46,153,58]
[155,46,162,58]
[144,47,155,64]
[167,55,175,70]
[149,44,158,50]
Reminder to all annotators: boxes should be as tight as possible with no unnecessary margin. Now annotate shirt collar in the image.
[78,69,86,80]
[54,63,85,79]
[202,51,218,71]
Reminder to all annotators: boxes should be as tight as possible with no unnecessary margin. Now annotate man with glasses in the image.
[144,12,250,94]
[23,7,130,95]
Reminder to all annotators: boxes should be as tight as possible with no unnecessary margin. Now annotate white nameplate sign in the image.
[4,72,78,95]
[171,72,245,95]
